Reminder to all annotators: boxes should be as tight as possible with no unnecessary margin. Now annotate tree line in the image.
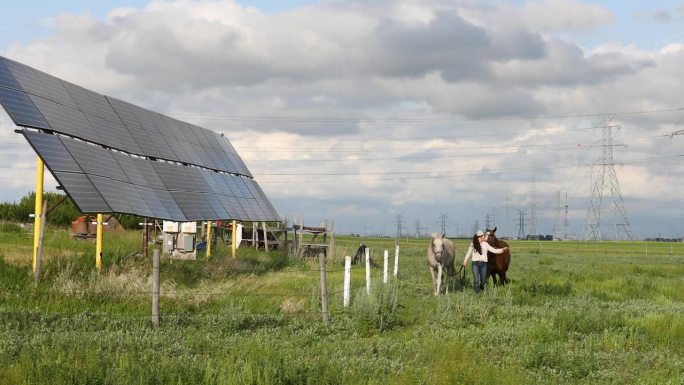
[0,191,142,229]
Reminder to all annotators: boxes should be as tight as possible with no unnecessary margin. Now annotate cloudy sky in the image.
[1,0,683,239]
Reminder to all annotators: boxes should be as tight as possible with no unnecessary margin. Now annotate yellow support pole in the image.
[231,220,237,258]
[206,221,212,258]
[32,158,44,273]
[96,213,103,271]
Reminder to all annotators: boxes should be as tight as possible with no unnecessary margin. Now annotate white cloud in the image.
[0,0,682,237]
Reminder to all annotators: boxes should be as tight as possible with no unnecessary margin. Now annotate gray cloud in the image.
[1,0,683,238]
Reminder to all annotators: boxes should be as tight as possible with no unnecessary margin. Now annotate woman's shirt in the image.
[463,241,505,264]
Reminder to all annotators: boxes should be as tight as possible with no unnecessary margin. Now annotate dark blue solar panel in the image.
[204,193,229,219]
[84,114,141,154]
[151,162,198,192]
[215,194,245,219]
[53,171,111,213]
[0,58,21,90]
[61,137,129,182]
[4,58,51,100]
[151,188,186,221]
[135,185,170,219]
[89,175,152,216]
[172,191,217,221]
[131,157,166,190]
[29,95,99,142]
[107,97,143,129]
[0,86,50,129]
[22,130,82,173]
[64,82,122,124]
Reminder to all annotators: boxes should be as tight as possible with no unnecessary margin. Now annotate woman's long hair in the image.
[472,234,482,255]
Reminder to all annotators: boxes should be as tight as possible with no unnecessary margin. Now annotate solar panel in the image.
[107,97,143,129]
[215,194,245,219]
[151,161,199,192]
[151,188,186,221]
[88,175,135,213]
[134,185,170,220]
[171,191,215,220]
[29,95,99,142]
[64,81,122,124]
[1,55,280,222]
[179,140,203,165]
[199,169,225,195]
[130,157,167,190]
[60,137,129,182]
[84,114,142,154]
[204,193,229,219]
[22,130,82,173]
[0,58,21,90]
[0,86,50,129]
[52,171,111,213]
[3,58,52,100]
[112,152,148,187]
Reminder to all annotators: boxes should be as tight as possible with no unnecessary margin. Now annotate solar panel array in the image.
[0,55,278,222]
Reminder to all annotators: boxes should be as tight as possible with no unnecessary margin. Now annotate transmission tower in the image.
[485,214,491,230]
[517,209,527,240]
[504,196,511,238]
[394,213,404,243]
[414,220,427,238]
[437,213,449,235]
[472,220,480,234]
[528,183,539,240]
[581,116,632,241]
[552,190,562,240]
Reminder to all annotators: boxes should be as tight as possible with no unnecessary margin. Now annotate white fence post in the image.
[393,245,400,278]
[365,247,371,294]
[344,256,351,307]
[383,249,389,284]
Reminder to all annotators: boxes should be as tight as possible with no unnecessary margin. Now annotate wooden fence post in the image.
[365,247,371,294]
[152,249,160,327]
[319,250,329,323]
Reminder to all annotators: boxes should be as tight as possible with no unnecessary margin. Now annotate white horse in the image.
[426,233,456,295]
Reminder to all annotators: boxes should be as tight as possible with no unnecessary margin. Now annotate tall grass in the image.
[0,228,683,384]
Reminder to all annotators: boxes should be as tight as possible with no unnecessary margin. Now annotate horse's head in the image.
[431,233,445,257]
[485,227,498,242]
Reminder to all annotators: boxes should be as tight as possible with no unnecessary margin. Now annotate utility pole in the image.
[563,192,570,240]
[552,190,562,240]
[581,116,632,241]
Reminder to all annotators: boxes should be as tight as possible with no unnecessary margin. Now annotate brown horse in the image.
[485,227,510,285]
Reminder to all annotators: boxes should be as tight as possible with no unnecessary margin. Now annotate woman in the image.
[462,230,509,293]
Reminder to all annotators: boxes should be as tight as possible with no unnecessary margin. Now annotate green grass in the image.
[0,230,683,384]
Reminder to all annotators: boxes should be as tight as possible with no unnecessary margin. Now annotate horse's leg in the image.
[436,264,443,295]
[429,267,438,295]
[445,268,450,295]
[501,271,508,285]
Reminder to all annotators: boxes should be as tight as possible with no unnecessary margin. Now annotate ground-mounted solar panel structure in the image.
[0,55,279,222]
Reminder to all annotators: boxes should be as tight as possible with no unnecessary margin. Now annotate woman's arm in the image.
[484,242,509,254]
[463,245,473,265]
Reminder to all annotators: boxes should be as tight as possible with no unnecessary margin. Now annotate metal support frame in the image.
[231,220,237,258]
[206,221,212,258]
[96,213,103,271]
[32,157,44,273]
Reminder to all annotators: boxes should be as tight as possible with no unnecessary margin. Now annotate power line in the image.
[172,106,684,122]
[255,154,683,183]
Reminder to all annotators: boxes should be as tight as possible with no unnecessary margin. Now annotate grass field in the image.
[0,224,683,384]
